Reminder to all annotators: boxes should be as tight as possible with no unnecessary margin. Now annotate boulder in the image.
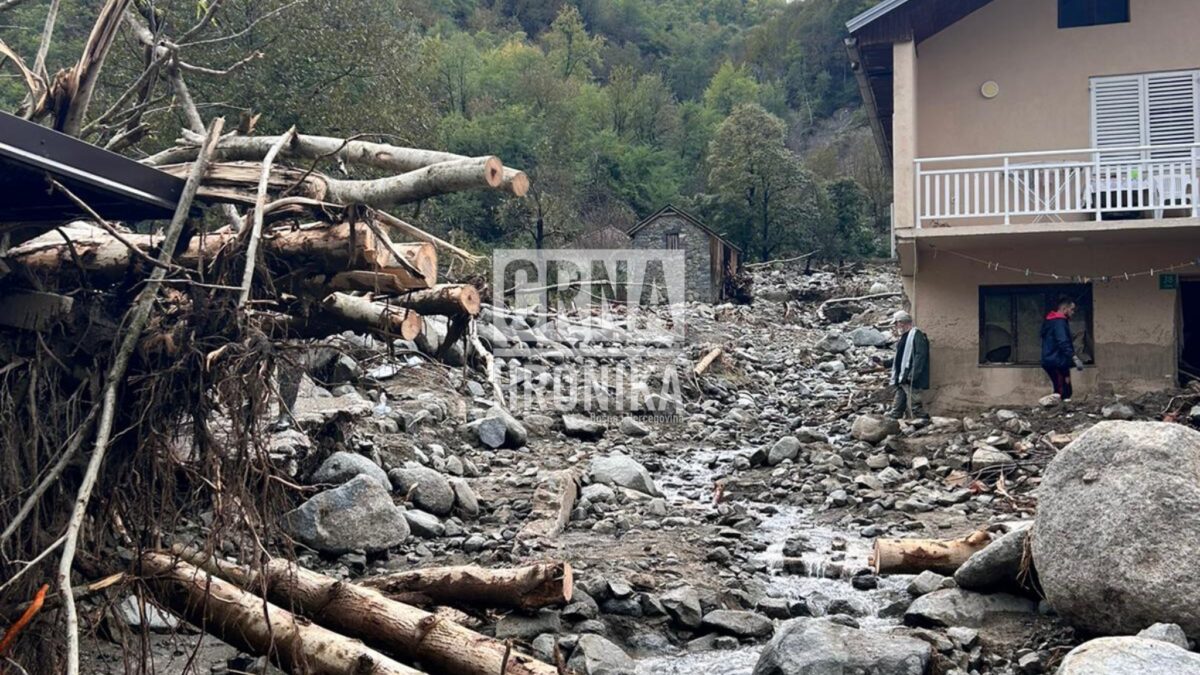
[568,634,636,675]
[1033,422,1200,637]
[904,588,1036,628]
[817,333,852,354]
[403,509,444,538]
[282,475,408,553]
[619,416,650,437]
[660,586,703,629]
[851,415,900,444]
[753,618,931,675]
[970,446,1016,474]
[1101,402,1136,420]
[563,414,606,441]
[701,610,774,639]
[310,451,388,488]
[1057,636,1200,675]
[589,453,660,497]
[388,465,454,516]
[767,436,802,465]
[470,406,527,449]
[906,571,947,597]
[955,525,1032,593]
[1139,623,1190,650]
[495,610,562,640]
[848,326,890,348]
[448,477,480,517]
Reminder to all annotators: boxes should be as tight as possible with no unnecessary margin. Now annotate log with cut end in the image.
[139,553,424,675]
[152,131,530,197]
[389,285,481,317]
[360,562,573,611]
[694,347,723,376]
[3,222,434,290]
[176,551,560,675]
[870,530,992,575]
[322,293,423,340]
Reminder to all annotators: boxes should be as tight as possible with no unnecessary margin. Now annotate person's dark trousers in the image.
[888,384,926,419]
[1044,366,1073,399]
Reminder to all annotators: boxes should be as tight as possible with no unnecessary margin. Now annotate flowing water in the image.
[636,448,913,674]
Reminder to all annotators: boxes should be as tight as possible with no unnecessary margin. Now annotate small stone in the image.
[851,415,900,444]
[403,509,444,538]
[619,416,650,437]
[701,610,774,639]
[563,414,606,440]
[1138,623,1190,650]
[907,571,947,597]
[310,451,388,488]
[495,610,562,640]
[767,436,802,465]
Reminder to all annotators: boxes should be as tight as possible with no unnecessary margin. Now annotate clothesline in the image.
[929,245,1200,283]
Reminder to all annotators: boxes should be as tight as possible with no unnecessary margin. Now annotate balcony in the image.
[915,143,1200,229]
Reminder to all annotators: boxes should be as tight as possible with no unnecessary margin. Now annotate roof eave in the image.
[846,0,911,34]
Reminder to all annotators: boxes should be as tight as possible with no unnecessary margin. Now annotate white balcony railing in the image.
[914,143,1200,228]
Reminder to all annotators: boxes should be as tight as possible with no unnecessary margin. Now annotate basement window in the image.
[664,232,680,250]
[1059,0,1129,29]
[979,284,1095,366]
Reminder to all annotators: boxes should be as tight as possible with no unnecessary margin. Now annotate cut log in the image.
[176,551,560,675]
[360,562,573,611]
[139,553,424,675]
[3,222,434,290]
[870,530,992,575]
[152,131,530,198]
[158,161,328,205]
[694,347,723,376]
[321,293,422,341]
[325,156,503,207]
[390,285,481,317]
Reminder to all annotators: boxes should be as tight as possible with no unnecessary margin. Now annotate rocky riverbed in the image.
[82,262,1200,674]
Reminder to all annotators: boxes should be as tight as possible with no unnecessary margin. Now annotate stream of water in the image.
[636,448,912,674]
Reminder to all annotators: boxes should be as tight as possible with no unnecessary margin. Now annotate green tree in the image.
[706,104,822,261]
[703,61,760,116]
[541,4,603,80]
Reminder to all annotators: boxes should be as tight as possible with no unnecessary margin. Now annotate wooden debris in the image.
[870,530,992,575]
[361,562,573,611]
[694,346,724,376]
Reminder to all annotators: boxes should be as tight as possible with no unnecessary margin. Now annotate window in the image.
[1092,71,1199,159]
[664,232,680,250]
[1059,0,1129,28]
[979,285,1095,365]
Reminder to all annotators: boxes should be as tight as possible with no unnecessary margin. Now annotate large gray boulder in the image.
[954,525,1033,594]
[660,585,703,629]
[1033,422,1200,637]
[388,465,454,516]
[701,610,774,639]
[282,475,408,553]
[563,414,606,440]
[1056,636,1200,674]
[469,406,528,449]
[767,436,802,466]
[589,453,660,497]
[568,634,636,675]
[904,588,1036,628]
[851,415,900,444]
[310,451,388,487]
[753,618,930,675]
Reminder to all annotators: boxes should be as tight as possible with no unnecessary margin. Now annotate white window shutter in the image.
[1091,75,1144,161]
[1146,71,1198,158]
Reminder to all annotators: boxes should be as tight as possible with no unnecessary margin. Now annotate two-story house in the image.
[847,0,1200,409]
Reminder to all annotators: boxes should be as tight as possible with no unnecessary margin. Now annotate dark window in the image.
[1059,0,1129,28]
[979,285,1095,365]
[664,232,680,250]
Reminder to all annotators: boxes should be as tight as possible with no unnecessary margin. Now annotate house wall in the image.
[628,214,714,302]
[914,240,1184,411]
[916,0,1200,158]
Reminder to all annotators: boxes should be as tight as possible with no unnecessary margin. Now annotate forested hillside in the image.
[1,0,886,261]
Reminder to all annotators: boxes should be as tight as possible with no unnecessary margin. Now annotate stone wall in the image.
[629,214,713,303]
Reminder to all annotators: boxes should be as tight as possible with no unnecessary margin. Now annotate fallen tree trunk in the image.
[3,222,434,290]
[149,131,530,197]
[360,562,573,611]
[389,284,481,317]
[870,530,992,575]
[322,293,423,341]
[176,551,560,675]
[140,553,423,675]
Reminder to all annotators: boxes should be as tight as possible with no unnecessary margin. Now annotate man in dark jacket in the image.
[1040,296,1085,402]
[889,310,930,419]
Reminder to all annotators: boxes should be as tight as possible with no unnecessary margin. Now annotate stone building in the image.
[627,205,742,303]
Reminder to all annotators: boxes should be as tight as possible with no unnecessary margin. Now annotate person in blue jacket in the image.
[1040,296,1085,402]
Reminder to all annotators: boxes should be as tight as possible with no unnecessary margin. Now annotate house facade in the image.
[628,205,742,303]
[848,0,1200,409]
